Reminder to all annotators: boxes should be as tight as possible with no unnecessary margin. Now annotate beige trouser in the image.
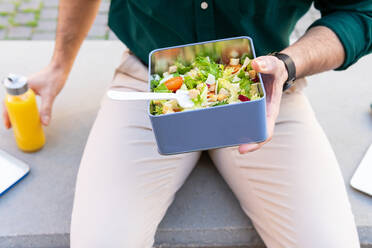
[70,50,360,248]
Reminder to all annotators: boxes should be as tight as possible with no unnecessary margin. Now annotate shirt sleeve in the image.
[309,0,372,70]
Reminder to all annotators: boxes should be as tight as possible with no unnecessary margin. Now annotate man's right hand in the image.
[2,63,68,129]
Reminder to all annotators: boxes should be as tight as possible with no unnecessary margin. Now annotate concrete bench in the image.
[0,41,371,248]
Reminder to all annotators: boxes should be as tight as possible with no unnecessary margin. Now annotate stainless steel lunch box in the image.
[148,36,267,155]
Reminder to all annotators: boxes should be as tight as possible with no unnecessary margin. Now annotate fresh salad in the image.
[150,54,262,115]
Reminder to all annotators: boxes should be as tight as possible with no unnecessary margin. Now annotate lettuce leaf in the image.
[150,74,161,90]
[154,83,171,93]
[150,102,163,115]
[237,69,246,79]
[151,80,159,90]
[174,61,193,74]
[192,84,208,106]
[194,56,222,80]
[239,78,251,92]
[239,77,252,97]
[184,76,198,89]
[212,100,228,107]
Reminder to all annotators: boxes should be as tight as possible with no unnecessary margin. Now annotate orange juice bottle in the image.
[3,74,45,152]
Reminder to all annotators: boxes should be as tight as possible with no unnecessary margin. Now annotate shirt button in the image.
[200,1,208,10]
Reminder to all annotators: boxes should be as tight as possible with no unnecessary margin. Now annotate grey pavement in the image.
[0,16,8,26]
[0,1,319,41]
[18,0,42,11]
[0,41,371,248]
[43,0,58,8]
[7,26,33,39]
[13,13,36,25]
[36,20,57,32]
[0,0,112,40]
[40,8,58,20]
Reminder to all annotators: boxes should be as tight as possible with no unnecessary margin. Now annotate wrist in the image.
[49,59,71,77]
[280,48,300,78]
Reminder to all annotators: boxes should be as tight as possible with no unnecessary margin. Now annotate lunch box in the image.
[148,36,267,155]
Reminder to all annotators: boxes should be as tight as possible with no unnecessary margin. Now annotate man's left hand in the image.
[238,55,288,154]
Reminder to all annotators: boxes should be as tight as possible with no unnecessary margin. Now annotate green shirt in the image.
[108,0,372,70]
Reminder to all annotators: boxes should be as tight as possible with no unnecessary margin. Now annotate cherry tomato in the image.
[164,76,183,92]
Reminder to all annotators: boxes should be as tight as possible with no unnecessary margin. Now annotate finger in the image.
[40,95,54,126]
[238,118,275,154]
[239,142,262,154]
[2,103,11,129]
[251,56,280,74]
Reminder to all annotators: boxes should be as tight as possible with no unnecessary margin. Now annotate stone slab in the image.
[40,8,58,20]
[0,41,124,248]
[31,31,55,40]
[19,0,42,11]
[99,1,110,13]
[87,24,107,38]
[108,29,118,40]
[0,16,8,26]
[93,13,108,25]
[43,0,59,8]
[0,2,15,13]
[35,20,56,32]
[0,41,371,248]
[13,13,36,25]
[0,29,5,39]
[7,27,32,39]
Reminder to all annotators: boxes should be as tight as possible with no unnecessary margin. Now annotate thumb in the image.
[40,95,54,126]
[251,56,279,74]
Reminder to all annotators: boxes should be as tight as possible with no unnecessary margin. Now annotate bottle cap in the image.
[2,74,29,95]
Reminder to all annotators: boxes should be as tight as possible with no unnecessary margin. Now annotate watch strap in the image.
[270,52,296,91]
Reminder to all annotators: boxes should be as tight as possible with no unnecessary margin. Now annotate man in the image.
[3,0,372,247]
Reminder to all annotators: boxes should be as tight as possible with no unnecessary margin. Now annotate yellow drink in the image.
[3,75,45,152]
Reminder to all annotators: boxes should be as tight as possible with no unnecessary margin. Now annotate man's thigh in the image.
[208,90,360,248]
[70,53,201,248]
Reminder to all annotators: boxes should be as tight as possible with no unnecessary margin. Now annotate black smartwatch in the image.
[270,52,296,91]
